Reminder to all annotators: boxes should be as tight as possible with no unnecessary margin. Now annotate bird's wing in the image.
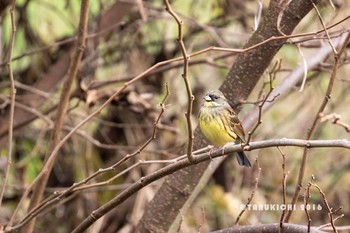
[228,108,246,142]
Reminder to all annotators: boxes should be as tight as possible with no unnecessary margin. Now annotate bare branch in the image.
[246,61,279,144]
[310,182,341,233]
[163,0,195,162]
[235,158,261,225]
[278,146,289,227]
[243,34,349,129]
[67,138,350,233]
[286,32,350,221]
[311,1,338,54]
[319,113,350,133]
[2,17,350,144]
[304,180,312,233]
[0,0,17,208]
[106,83,170,169]
[295,44,308,92]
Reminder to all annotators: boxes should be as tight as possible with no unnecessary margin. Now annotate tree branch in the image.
[164,0,195,162]
[0,0,17,208]
[68,138,349,233]
[286,31,350,221]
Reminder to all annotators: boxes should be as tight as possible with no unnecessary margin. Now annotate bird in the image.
[198,90,251,167]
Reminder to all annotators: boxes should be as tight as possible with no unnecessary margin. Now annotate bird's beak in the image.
[204,95,211,101]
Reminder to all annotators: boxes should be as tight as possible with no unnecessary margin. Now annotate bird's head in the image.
[203,90,228,107]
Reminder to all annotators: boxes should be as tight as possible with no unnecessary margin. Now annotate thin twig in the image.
[1,13,349,68]
[246,60,280,144]
[107,83,171,169]
[163,0,195,162]
[319,113,350,133]
[295,43,308,92]
[243,33,349,130]
[328,0,336,9]
[7,49,186,228]
[241,94,280,106]
[2,16,350,142]
[312,1,338,54]
[197,207,207,233]
[235,158,261,225]
[318,216,346,231]
[310,182,340,233]
[0,0,17,208]
[304,181,312,233]
[278,146,288,229]
[285,32,350,222]
[10,84,171,230]
[254,0,263,31]
[15,158,177,228]
[2,81,51,98]
[63,125,178,156]
[74,159,177,192]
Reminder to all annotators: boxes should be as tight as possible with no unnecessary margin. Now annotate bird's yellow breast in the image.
[199,113,237,146]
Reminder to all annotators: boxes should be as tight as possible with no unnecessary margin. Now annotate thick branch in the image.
[70,138,349,233]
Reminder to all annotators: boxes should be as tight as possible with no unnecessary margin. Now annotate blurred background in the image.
[0,0,350,232]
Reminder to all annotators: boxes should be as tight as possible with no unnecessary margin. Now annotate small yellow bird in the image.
[198,90,251,167]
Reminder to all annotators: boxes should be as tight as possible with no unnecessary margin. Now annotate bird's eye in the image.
[210,94,218,100]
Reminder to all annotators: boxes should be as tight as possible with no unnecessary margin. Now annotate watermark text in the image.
[240,204,322,211]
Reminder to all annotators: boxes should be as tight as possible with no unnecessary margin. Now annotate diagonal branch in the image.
[285,32,350,221]
[70,138,350,233]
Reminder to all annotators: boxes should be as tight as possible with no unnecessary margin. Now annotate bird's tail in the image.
[236,151,251,167]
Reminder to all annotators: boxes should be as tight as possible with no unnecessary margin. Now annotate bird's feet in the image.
[221,143,229,156]
[208,146,228,161]
[208,147,216,161]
